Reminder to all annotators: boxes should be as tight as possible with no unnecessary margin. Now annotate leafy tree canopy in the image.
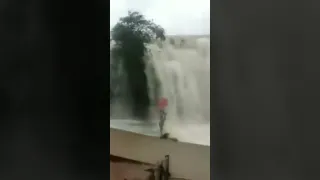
[111,11,165,43]
[110,11,166,120]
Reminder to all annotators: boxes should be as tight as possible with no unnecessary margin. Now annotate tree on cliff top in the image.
[111,11,165,120]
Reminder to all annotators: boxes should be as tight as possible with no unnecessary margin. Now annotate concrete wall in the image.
[110,128,210,180]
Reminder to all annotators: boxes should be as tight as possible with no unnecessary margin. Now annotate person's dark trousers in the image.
[159,110,166,136]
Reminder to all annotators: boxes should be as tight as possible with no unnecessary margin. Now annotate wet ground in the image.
[110,119,210,146]
[110,120,160,136]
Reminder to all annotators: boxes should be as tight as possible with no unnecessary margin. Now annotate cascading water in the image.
[110,36,210,145]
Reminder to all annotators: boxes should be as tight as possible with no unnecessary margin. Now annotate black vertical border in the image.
[211,0,228,179]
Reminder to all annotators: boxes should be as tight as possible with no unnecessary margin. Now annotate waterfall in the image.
[110,36,210,145]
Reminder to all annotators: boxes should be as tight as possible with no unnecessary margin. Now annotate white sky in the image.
[110,0,210,35]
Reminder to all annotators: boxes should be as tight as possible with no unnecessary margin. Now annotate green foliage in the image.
[110,11,165,120]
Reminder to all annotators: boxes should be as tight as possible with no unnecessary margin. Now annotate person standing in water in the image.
[158,97,168,136]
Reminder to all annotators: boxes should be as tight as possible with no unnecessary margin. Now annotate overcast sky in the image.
[110,0,210,35]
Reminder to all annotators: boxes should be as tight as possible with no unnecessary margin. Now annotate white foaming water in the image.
[111,36,210,146]
[110,119,210,145]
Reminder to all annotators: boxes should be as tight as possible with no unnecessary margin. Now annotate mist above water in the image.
[110,36,210,145]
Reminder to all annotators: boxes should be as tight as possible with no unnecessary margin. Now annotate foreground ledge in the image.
[110,128,210,180]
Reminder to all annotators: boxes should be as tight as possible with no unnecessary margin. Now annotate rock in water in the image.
[160,133,178,142]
